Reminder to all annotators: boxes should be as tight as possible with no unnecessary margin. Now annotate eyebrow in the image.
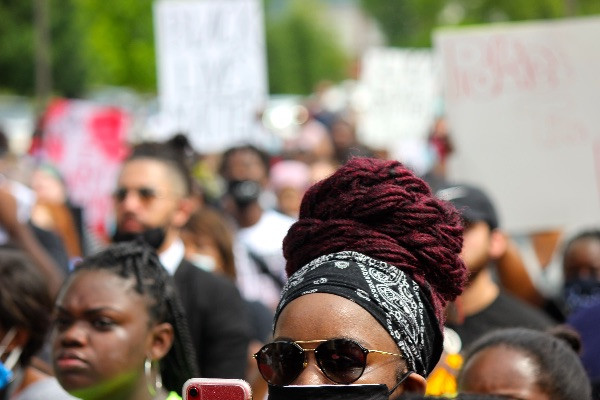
[55,305,123,315]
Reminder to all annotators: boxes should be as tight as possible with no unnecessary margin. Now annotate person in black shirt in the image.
[435,183,554,349]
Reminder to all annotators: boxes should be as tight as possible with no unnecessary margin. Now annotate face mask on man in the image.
[227,180,262,208]
[0,328,23,390]
[564,277,600,313]
[112,226,167,250]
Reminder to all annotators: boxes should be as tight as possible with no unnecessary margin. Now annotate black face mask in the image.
[564,277,600,312]
[266,372,412,400]
[267,384,390,400]
[112,226,167,250]
[226,179,262,208]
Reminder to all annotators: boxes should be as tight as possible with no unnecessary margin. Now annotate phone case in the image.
[183,378,252,400]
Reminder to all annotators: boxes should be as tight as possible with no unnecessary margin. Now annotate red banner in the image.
[38,99,130,241]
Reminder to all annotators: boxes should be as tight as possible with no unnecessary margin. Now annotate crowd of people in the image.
[0,91,598,400]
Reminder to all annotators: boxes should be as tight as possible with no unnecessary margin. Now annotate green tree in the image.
[0,0,37,95]
[266,0,349,94]
[0,0,87,97]
[360,0,600,47]
[73,0,156,92]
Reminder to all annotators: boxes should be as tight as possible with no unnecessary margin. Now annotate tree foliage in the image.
[0,0,88,97]
[265,0,349,94]
[2,0,599,97]
[360,0,600,47]
[73,0,156,92]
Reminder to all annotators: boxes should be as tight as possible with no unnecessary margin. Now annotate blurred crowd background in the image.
[1,0,600,399]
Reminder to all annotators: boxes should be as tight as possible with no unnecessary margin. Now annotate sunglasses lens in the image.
[114,187,157,203]
[138,187,156,200]
[316,339,367,384]
[255,342,305,386]
[114,188,127,202]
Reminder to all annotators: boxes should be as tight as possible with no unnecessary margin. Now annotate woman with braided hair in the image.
[51,241,198,400]
[254,157,468,399]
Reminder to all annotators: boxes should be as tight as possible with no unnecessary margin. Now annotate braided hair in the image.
[71,240,199,393]
[282,157,467,327]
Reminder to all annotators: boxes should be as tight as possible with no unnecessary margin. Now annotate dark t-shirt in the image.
[447,291,554,349]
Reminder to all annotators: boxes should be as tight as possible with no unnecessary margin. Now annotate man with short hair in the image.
[113,141,251,379]
[219,144,294,310]
[426,183,555,396]
[436,183,554,348]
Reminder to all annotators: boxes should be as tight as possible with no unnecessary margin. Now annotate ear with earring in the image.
[145,356,163,397]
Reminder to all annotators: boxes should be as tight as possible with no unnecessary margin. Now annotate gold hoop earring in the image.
[145,357,163,397]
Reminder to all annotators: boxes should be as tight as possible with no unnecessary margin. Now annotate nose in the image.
[58,321,88,347]
[291,353,330,386]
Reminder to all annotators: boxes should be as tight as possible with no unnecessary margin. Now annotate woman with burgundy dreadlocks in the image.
[253,157,468,399]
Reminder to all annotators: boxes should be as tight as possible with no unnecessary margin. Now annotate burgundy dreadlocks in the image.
[282,157,467,326]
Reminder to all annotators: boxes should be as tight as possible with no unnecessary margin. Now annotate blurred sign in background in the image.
[358,48,439,148]
[436,16,600,233]
[152,0,269,152]
[37,99,130,238]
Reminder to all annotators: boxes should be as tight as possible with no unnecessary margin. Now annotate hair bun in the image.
[283,157,468,326]
[547,325,583,354]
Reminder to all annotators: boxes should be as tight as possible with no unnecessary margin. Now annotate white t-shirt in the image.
[234,210,295,309]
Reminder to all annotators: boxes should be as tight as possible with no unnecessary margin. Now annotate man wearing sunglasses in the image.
[112,141,251,380]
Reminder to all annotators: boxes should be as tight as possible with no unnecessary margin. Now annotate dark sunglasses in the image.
[113,187,159,203]
[253,338,403,386]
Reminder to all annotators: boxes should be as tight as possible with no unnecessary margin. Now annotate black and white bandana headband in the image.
[274,251,443,377]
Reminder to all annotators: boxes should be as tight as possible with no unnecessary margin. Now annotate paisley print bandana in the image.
[274,251,443,377]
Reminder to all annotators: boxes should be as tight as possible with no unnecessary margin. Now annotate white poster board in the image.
[435,16,600,233]
[153,0,268,152]
[358,48,439,149]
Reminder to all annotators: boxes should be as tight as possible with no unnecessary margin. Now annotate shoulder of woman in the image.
[14,376,77,400]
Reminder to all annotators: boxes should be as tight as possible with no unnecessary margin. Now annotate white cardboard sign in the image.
[358,48,439,149]
[435,16,600,233]
[153,0,268,152]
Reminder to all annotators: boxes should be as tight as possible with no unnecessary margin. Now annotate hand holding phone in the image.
[183,378,252,400]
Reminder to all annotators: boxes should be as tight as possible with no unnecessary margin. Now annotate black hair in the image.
[0,127,8,156]
[127,141,193,196]
[70,240,199,393]
[562,229,600,265]
[0,249,52,367]
[219,144,271,179]
[458,327,592,400]
[165,133,198,171]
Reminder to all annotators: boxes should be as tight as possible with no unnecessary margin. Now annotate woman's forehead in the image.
[58,269,141,308]
[274,293,396,350]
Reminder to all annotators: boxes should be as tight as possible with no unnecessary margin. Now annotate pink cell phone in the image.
[183,378,252,400]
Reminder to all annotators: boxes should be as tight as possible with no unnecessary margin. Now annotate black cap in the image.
[435,183,499,230]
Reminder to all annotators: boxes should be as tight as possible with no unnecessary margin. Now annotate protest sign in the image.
[40,99,130,239]
[358,47,439,149]
[153,0,268,152]
[435,16,600,233]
